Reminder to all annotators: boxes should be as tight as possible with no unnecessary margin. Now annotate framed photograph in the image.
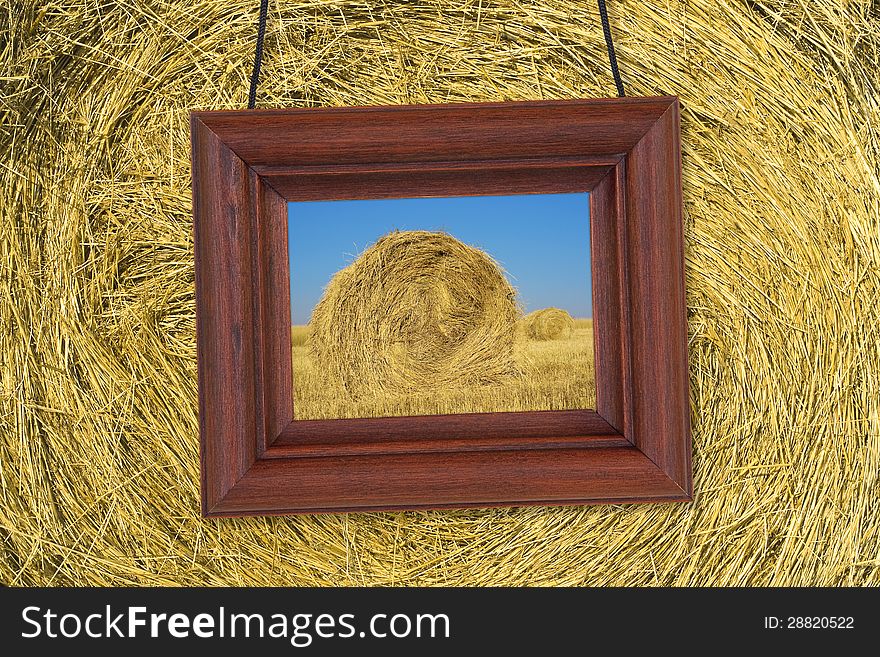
[191,97,691,516]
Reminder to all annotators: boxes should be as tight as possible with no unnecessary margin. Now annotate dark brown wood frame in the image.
[191,97,691,516]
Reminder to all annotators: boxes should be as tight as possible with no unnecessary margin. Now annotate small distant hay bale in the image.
[524,308,575,341]
[309,231,521,396]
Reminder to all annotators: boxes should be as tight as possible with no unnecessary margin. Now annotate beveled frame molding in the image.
[191,97,691,516]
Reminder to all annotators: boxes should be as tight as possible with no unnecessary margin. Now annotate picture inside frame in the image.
[287,192,595,420]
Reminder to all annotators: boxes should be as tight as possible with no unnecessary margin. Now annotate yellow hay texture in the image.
[309,231,521,396]
[1,1,879,586]
[524,308,575,341]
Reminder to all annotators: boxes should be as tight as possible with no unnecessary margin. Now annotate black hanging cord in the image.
[248,0,269,109]
[246,0,626,106]
[597,0,626,97]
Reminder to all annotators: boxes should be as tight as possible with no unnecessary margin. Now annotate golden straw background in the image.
[2,1,879,585]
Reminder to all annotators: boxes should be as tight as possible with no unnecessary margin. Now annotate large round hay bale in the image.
[524,308,574,341]
[309,230,522,396]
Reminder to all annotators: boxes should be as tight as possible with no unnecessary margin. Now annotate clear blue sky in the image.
[287,193,591,325]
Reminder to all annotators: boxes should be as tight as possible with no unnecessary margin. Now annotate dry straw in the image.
[1,1,878,585]
[309,230,521,396]
[523,308,575,340]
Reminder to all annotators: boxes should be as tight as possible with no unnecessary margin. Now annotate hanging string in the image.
[246,0,626,107]
[247,0,269,109]
[597,0,626,97]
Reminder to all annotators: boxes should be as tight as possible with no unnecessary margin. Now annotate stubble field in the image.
[291,319,595,420]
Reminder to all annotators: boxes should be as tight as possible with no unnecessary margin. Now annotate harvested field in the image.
[293,319,594,419]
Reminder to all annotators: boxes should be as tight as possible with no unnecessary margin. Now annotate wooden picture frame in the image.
[191,97,691,516]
